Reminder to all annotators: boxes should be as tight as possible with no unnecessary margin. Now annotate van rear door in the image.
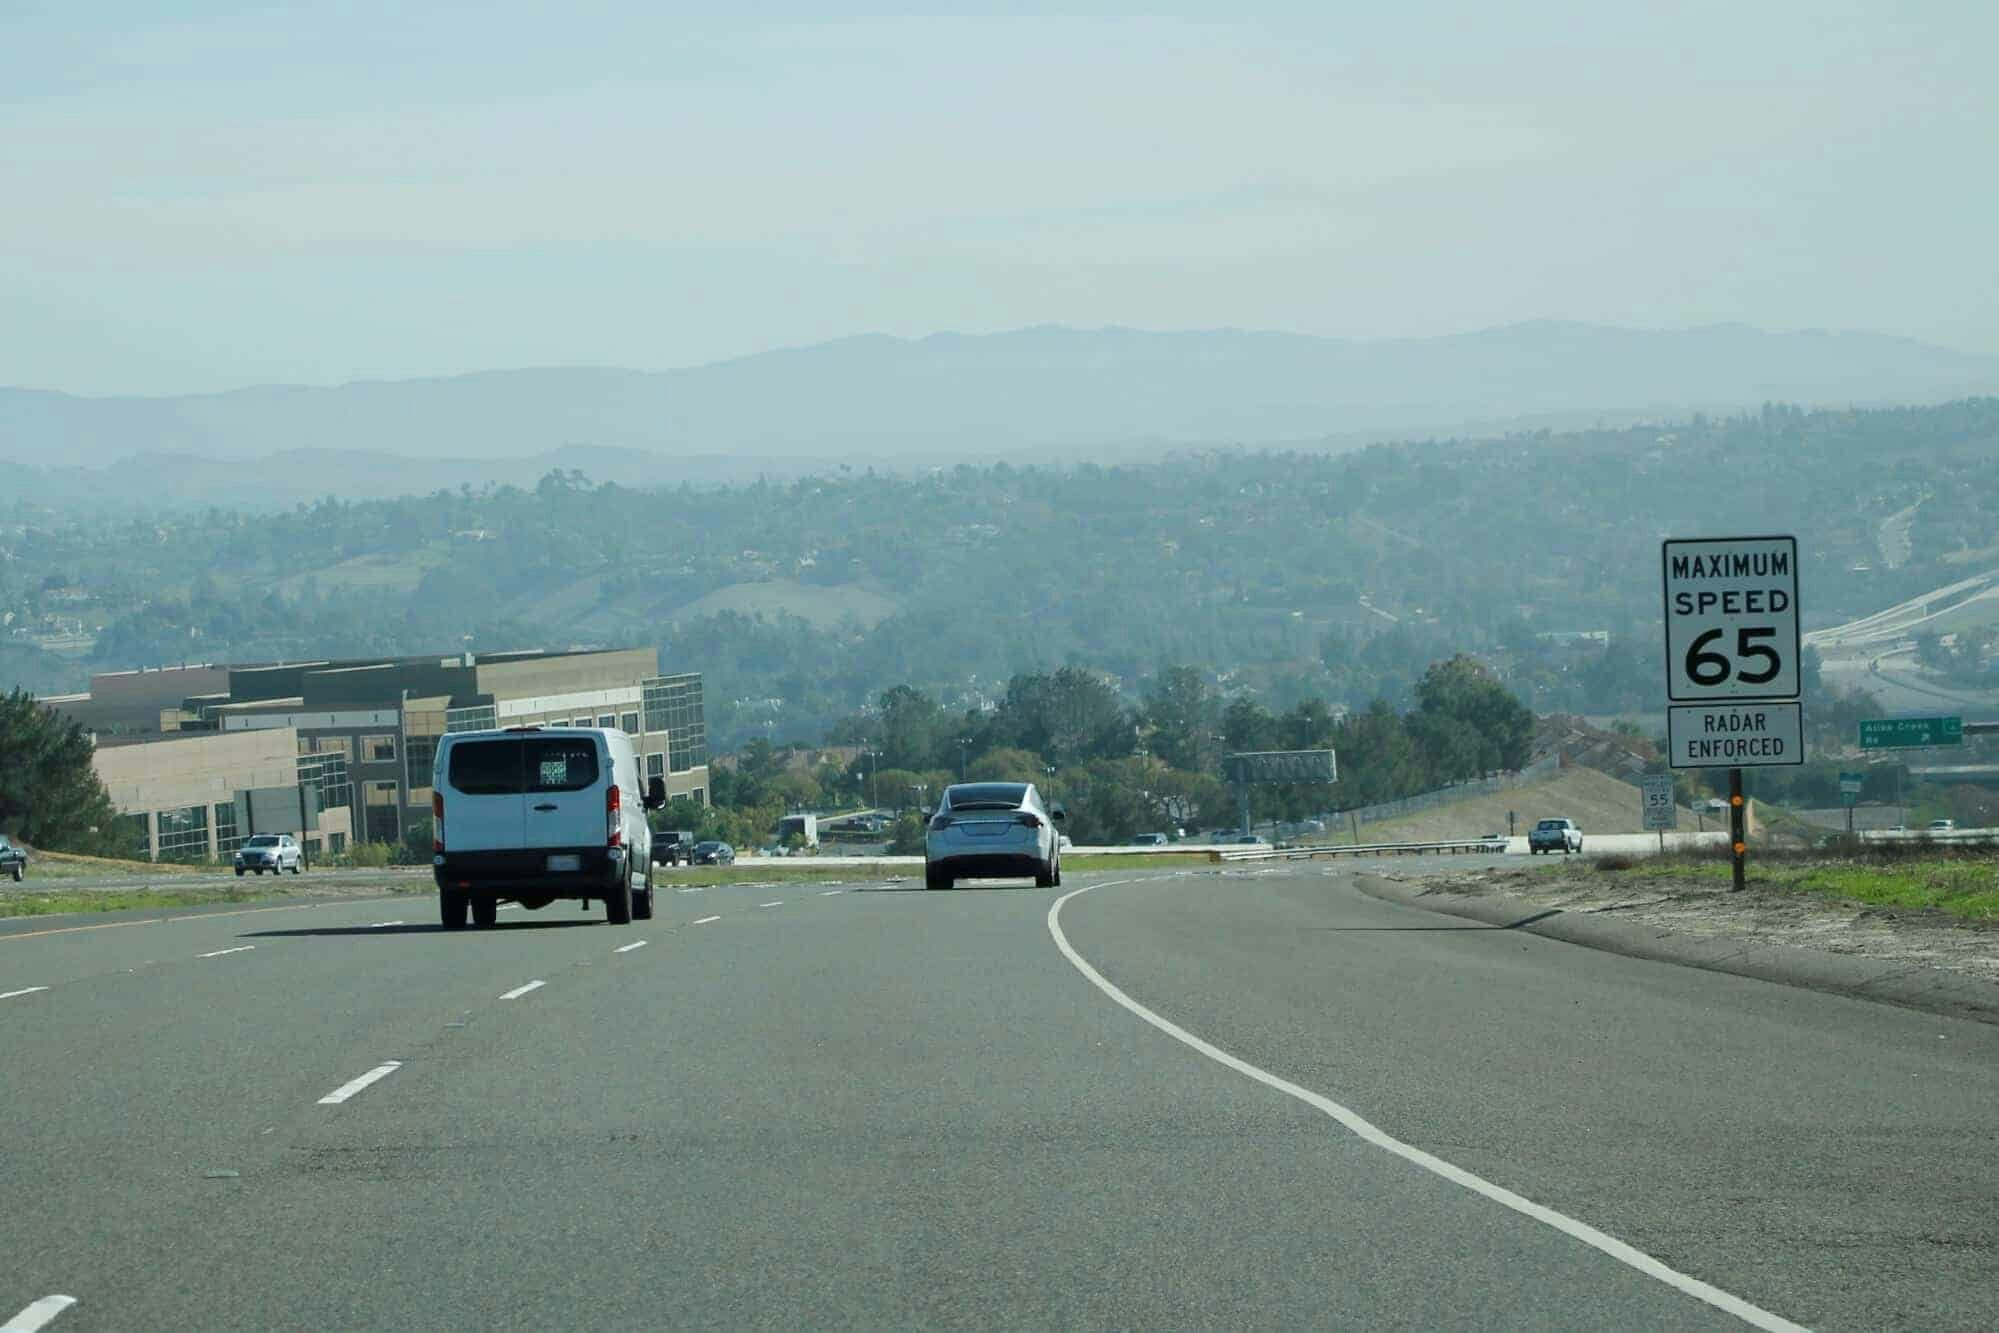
[524,733,606,856]
[443,737,527,851]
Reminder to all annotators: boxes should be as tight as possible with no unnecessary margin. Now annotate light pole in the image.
[865,748,881,811]
[956,737,972,782]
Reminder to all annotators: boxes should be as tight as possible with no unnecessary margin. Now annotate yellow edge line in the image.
[0,895,406,942]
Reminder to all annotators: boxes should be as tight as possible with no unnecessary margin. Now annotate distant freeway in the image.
[4,866,1994,1329]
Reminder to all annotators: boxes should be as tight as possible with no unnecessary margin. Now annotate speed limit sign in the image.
[1662,536,1800,702]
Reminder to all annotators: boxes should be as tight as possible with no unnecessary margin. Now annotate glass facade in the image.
[644,674,707,773]
[298,751,353,815]
[215,799,242,855]
[446,703,498,733]
[404,734,439,793]
[157,804,210,861]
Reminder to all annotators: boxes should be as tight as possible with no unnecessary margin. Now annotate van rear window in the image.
[448,740,523,795]
[527,737,598,791]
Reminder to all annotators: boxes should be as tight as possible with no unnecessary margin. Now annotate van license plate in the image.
[546,854,581,872]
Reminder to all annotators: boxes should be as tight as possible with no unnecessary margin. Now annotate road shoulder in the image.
[1353,870,1999,1026]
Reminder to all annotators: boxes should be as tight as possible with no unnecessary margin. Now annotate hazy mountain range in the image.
[7,321,1996,506]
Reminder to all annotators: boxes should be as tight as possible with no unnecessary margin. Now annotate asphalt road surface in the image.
[4,866,1995,1330]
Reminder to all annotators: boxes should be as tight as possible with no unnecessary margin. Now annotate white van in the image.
[431,726,666,929]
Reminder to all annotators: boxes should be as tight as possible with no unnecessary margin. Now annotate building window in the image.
[157,804,210,861]
[645,753,665,781]
[362,734,396,763]
[645,674,707,773]
[215,799,241,855]
[688,787,706,807]
[327,832,347,854]
[404,734,438,791]
[446,703,497,733]
[363,781,400,844]
[621,711,640,735]
[597,713,616,728]
[549,719,569,728]
[298,752,353,814]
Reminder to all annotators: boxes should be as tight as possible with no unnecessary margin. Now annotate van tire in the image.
[632,879,654,920]
[605,869,633,926]
[440,888,469,931]
[472,895,498,929]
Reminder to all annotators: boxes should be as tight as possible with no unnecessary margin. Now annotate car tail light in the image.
[1015,812,1041,829]
[607,784,623,847]
[432,791,444,853]
[929,814,954,831]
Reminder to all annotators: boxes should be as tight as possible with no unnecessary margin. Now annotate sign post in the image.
[1662,535,1803,891]
[1640,773,1677,854]
[1226,749,1338,838]
[1839,771,1863,834]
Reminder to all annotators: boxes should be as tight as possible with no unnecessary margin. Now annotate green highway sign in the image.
[1839,771,1864,805]
[1858,716,1963,749]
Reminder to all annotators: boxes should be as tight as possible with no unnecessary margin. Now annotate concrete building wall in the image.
[46,664,233,735]
[91,726,351,860]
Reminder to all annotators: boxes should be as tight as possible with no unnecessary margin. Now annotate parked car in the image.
[1131,832,1168,846]
[0,834,26,882]
[690,840,735,865]
[1528,818,1583,854]
[234,833,302,876]
[431,725,668,929]
[1928,819,1957,833]
[925,781,1066,890]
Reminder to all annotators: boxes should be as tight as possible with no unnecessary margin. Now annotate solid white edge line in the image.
[317,1061,403,1105]
[198,945,256,958]
[614,940,648,953]
[1,987,52,1001]
[1046,880,1806,1333]
[498,980,546,1000]
[2,1294,78,1333]
[759,901,783,908]
[693,915,721,924]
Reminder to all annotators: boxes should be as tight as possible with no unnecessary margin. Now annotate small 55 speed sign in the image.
[1661,535,1800,702]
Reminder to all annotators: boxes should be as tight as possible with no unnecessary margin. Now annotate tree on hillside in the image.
[992,668,1132,766]
[1411,655,1534,776]
[877,685,946,772]
[1221,696,1277,755]
[0,688,122,852]
[1143,666,1219,773]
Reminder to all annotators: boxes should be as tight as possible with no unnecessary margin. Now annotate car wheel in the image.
[926,866,951,891]
[440,887,468,931]
[289,861,302,875]
[1574,840,1583,854]
[9,863,21,882]
[1052,855,1062,887]
[1035,857,1056,888]
[605,867,633,925]
[235,867,245,877]
[471,894,498,928]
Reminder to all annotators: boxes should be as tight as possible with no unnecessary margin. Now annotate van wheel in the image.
[632,880,654,920]
[605,870,633,926]
[440,888,469,931]
[472,895,498,928]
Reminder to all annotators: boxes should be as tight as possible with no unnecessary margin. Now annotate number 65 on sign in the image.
[1661,536,1801,702]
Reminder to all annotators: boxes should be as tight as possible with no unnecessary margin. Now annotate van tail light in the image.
[607,784,623,847]
[1015,812,1041,829]
[432,791,444,853]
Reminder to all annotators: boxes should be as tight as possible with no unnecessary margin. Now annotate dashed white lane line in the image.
[1,987,51,1001]
[692,915,721,925]
[498,980,546,1000]
[759,901,783,908]
[2,1294,78,1333]
[819,889,844,896]
[198,945,256,958]
[497,904,521,911]
[317,1062,402,1105]
[676,887,704,894]
[1045,881,1805,1333]
[614,940,648,954]
[367,920,404,928]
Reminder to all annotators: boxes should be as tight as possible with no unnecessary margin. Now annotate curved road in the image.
[3,867,1994,1329]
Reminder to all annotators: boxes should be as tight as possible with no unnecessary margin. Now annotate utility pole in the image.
[1729,767,1746,893]
[956,737,971,782]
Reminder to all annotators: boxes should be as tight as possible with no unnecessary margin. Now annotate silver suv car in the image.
[925,782,1066,889]
[234,833,302,875]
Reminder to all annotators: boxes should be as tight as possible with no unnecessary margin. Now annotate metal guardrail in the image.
[1212,838,1508,863]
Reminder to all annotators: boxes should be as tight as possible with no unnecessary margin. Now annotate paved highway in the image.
[4,867,1994,1329]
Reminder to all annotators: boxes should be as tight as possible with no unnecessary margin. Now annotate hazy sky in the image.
[4,1,1994,394]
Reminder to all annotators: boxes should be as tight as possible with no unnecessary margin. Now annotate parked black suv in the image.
[0,834,27,882]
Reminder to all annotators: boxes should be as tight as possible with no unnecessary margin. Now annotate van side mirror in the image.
[644,776,667,810]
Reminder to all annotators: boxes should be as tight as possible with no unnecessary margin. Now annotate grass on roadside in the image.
[1553,845,1999,922]
[0,885,306,919]
[24,850,211,880]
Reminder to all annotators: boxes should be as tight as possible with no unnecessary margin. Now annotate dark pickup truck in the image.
[0,834,27,882]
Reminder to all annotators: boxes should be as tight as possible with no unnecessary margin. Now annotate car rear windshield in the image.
[948,783,1027,810]
[447,737,601,795]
